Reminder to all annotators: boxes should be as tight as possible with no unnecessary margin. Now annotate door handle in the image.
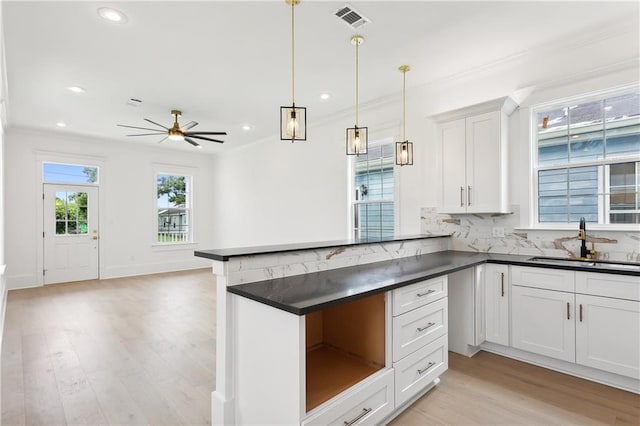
[92,236,99,240]
[579,304,583,322]
[468,186,472,206]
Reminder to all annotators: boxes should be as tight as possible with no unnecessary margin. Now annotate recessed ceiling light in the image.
[67,86,86,94]
[56,122,67,128]
[97,7,127,23]
[604,105,613,111]
[241,124,254,131]
[320,93,331,100]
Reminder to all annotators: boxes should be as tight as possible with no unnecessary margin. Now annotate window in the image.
[156,173,192,243]
[534,88,639,226]
[55,191,88,235]
[353,140,395,239]
[43,162,98,184]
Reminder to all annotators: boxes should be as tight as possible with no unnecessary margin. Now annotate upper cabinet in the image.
[434,97,518,214]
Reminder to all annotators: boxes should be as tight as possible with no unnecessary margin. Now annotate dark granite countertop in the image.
[194,234,450,261]
[226,250,640,315]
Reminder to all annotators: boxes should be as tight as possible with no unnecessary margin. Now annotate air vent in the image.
[335,4,370,29]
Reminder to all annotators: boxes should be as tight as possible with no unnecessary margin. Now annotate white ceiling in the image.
[2,1,638,153]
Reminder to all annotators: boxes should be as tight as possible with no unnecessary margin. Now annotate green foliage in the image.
[83,167,98,183]
[157,175,187,206]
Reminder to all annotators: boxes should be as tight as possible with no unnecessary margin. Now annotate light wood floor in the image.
[2,269,639,425]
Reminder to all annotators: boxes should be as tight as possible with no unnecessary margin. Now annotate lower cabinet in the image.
[484,263,509,346]
[511,285,575,362]
[575,293,640,379]
[510,268,639,382]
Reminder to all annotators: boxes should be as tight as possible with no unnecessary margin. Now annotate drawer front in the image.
[303,369,394,426]
[512,265,575,292]
[576,271,640,301]
[394,334,448,407]
[393,297,448,362]
[393,275,448,316]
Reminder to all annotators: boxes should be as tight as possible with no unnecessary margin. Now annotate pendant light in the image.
[346,35,368,156]
[396,65,414,166]
[280,0,306,142]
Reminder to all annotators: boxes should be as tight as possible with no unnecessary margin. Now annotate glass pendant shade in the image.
[280,104,306,141]
[396,141,413,166]
[346,126,368,155]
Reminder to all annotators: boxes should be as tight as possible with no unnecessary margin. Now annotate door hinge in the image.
[42,193,45,200]
[43,269,46,276]
[43,232,45,238]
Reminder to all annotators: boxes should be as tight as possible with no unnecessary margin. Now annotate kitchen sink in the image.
[528,256,640,272]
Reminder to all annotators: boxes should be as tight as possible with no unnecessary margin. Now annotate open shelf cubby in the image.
[305,293,386,412]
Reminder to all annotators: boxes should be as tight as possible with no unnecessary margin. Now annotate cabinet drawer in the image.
[394,334,448,407]
[393,297,448,362]
[576,272,640,301]
[393,275,448,316]
[512,266,575,292]
[302,369,394,426]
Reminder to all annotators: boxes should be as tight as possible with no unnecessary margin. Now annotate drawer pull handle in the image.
[418,362,436,375]
[417,289,436,297]
[417,322,436,332]
[343,407,372,426]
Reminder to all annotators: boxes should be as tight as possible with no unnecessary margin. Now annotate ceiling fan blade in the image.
[126,132,167,136]
[157,137,168,144]
[118,124,168,132]
[180,121,198,131]
[188,135,225,143]
[185,131,227,136]
[184,137,201,147]
[144,118,169,130]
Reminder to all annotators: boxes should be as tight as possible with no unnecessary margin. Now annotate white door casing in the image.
[43,184,99,284]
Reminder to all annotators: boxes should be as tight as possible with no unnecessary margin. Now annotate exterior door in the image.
[43,184,99,284]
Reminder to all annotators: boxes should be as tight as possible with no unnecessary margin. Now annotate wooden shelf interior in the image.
[305,293,385,412]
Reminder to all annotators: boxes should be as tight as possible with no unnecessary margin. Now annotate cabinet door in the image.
[485,264,509,346]
[512,286,575,362]
[440,119,467,213]
[576,294,640,379]
[465,111,502,213]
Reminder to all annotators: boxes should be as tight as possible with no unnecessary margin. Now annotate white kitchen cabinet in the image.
[485,264,509,346]
[576,293,640,379]
[511,285,576,363]
[435,97,517,214]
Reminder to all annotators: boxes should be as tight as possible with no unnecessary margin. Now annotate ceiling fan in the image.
[118,109,227,148]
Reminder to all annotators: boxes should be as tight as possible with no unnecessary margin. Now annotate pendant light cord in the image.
[291,2,295,105]
[402,69,406,141]
[355,39,359,126]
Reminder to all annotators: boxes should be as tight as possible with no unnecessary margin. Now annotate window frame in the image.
[152,164,196,246]
[530,85,640,231]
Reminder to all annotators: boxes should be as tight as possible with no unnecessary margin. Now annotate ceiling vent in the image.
[335,4,370,29]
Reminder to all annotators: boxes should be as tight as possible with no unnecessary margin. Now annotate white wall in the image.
[0,0,7,361]
[210,15,638,250]
[4,127,216,289]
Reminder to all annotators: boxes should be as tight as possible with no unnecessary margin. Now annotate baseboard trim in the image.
[6,274,39,290]
[101,258,211,280]
[0,265,7,357]
[480,342,640,394]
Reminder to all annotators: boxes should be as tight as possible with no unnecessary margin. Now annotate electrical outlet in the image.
[492,227,505,238]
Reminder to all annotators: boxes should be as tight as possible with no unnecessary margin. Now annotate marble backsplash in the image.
[225,237,450,285]
[421,206,640,263]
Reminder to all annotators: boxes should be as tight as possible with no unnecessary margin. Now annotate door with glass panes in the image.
[43,184,99,284]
